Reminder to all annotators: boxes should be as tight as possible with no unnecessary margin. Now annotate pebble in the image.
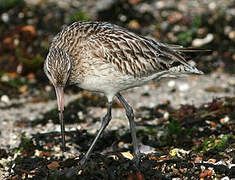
[1,13,9,22]
[107,154,119,160]
[178,83,189,92]
[172,177,180,180]
[118,141,129,149]
[221,177,229,180]
[228,79,235,85]
[220,116,230,124]
[208,158,216,163]
[1,75,9,82]
[128,20,140,29]
[215,160,227,166]
[155,1,165,9]
[4,171,9,177]
[139,145,155,154]
[28,175,33,178]
[34,149,41,157]
[45,85,52,92]
[1,95,10,103]
[119,14,127,22]
[199,169,213,178]
[47,161,60,169]
[208,2,216,10]
[224,26,232,35]
[0,158,8,167]
[54,146,61,153]
[77,111,84,119]
[200,165,205,171]
[195,156,202,163]
[163,112,169,120]
[169,148,190,158]
[229,31,235,40]
[55,126,61,132]
[192,33,213,47]
[168,80,176,87]
[121,152,133,160]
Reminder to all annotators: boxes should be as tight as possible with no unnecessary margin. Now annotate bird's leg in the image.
[79,101,112,166]
[116,93,140,165]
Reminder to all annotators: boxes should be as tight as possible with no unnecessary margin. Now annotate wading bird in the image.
[44,21,206,166]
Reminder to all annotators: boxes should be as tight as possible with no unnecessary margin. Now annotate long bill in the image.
[55,86,66,151]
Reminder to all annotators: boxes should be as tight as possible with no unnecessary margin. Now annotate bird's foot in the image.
[133,152,144,170]
[63,156,87,177]
[78,156,87,168]
[63,166,82,177]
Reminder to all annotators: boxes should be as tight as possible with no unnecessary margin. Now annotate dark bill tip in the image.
[59,111,66,152]
[55,86,66,151]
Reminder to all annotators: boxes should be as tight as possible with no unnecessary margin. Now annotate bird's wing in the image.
[88,24,203,77]
[51,21,204,77]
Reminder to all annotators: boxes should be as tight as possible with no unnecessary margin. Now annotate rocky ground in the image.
[0,0,234,179]
[0,72,234,179]
[0,73,234,149]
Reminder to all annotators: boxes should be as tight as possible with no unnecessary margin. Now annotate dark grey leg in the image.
[80,102,112,166]
[116,93,140,164]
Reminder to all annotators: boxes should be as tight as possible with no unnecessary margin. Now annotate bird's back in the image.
[50,21,204,82]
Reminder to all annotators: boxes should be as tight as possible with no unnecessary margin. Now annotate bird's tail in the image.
[172,47,211,60]
[168,64,204,75]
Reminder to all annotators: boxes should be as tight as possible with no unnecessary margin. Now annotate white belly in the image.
[78,63,147,101]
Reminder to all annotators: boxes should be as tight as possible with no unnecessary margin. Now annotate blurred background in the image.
[0,0,234,99]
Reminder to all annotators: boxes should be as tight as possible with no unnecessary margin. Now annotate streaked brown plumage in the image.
[44,21,206,167]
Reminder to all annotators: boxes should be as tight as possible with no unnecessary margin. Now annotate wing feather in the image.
[51,21,206,77]
[88,22,203,77]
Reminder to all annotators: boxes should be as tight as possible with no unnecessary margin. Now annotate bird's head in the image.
[44,48,71,112]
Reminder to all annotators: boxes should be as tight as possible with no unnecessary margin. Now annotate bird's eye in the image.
[67,68,71,74]
[47,70,52,77]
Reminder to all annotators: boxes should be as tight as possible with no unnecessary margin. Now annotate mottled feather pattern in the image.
[45,48,71,85]
[48,21,203,85]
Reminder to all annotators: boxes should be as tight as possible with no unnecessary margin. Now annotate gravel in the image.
[0,72,234,150]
